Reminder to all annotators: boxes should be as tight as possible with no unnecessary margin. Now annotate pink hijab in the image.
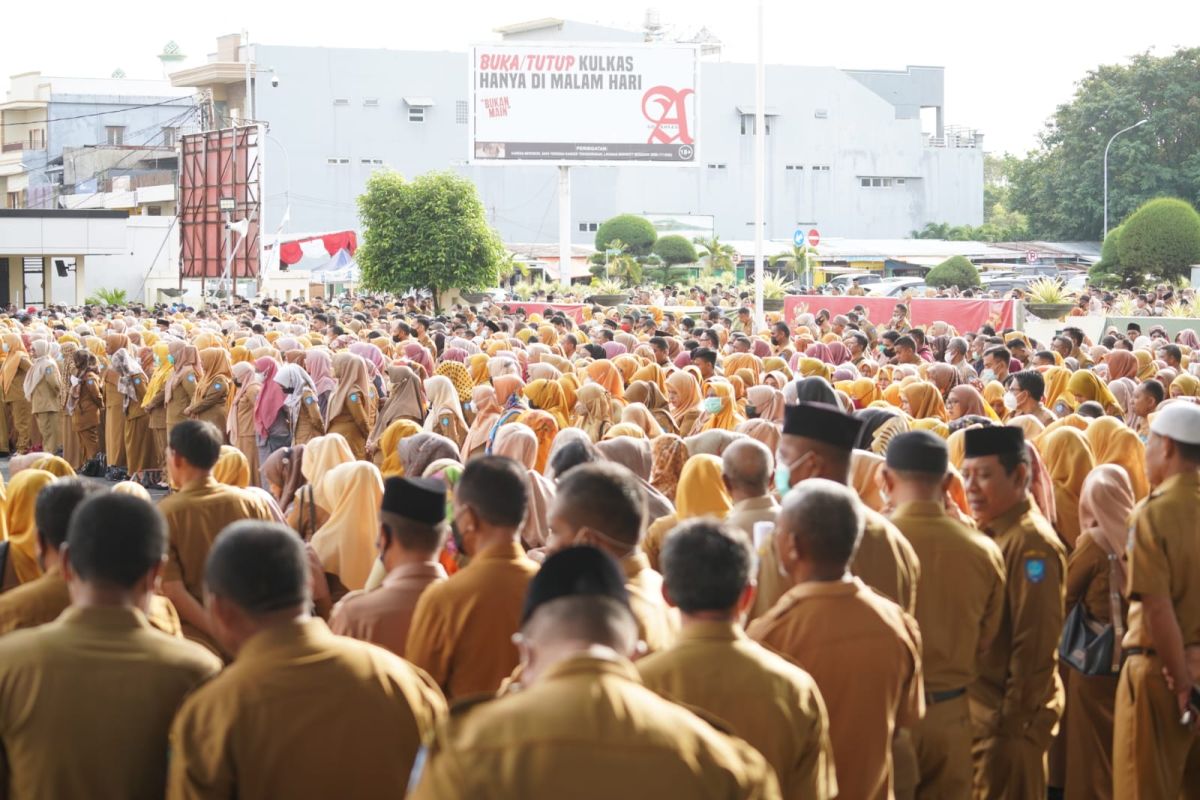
[403,342,435,378]
[1079,464,1135,588]
[305,349,336,396]
[253,357,286,438]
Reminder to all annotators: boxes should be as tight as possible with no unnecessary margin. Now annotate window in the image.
[589,222,598,231]
[7,191,23,209]
[785,164,803,171]
[706,163,727,170]
[577,222,599,232]
[333,98,350,106]
[27,128,44,149]
[739,114,771,136]
[578,223,588,232]
[363,98,380,108]
[162,127,176,147]
[811,165,831,172]
[409,107,425,123]
[360,158,384,165]
[105,126,125,145]
[456,100,469,124]
[147,206,162,216]
[814,109,829,119]
[860,177,895,188]
[327,157,350,165]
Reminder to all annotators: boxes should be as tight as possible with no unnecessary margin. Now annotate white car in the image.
[864,278,927,297]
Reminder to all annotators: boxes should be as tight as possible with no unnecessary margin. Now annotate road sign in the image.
[793,229,805,247]
[808,229,821,248]
[1025,250,1038,264]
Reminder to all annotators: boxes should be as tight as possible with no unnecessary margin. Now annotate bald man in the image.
[722,439,779,545]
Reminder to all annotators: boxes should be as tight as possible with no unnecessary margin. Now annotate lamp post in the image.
[1103,118,1148,235]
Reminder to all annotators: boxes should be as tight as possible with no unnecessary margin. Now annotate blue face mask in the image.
[774,463,792,496]
[167,354,175,365]
[980,368,996,383]
[702,396,724,414]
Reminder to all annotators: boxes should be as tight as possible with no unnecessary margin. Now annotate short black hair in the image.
[66,493,166,589]
[380,512,446,554]
[1009,369,1045,402]
[1064,327,1085,345]
[204,521,309,613]
[1034,350,1056,364]
[847,332,868,350]
[984,346,1011,365]
[169,420,223,470]
[1076,401,1106,419]
[35,478,102,551]
[553,463,647,548]
[1138,379,1165,404]
[1163,344,1182,363]
[548,439,601,478]
[648,336,667,352]
[692,348,717,367]
[660,520,752,614]
[456,456,529,528]
[895,336,915,351]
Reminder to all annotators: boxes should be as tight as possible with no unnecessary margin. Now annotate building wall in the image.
[252,44,982,245]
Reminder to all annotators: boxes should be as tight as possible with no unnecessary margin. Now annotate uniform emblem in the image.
[1024,557,1046,583]
[87,379,93,385]
[305,396,315,405]
[45,367,53,374]
[134,378,141,384]
[187,374,195,382]
[214,383,222,390]
[350,393,359,402]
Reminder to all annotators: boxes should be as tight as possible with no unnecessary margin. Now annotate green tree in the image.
[1088,225,1125,287]
[925,255,981,288]
[693,235,738,274]
[357,171,505,299]
[1116,197,1200,284]
[1010,47,1200,240]
[594,215,657,256]
[652,234,697,265]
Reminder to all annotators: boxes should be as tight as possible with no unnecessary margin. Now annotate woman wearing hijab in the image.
[252,356,291,465]
[1168,373,1200,398]
[649,433,688,502]
[397,431,459,479]
[642,454,732,570]
[310,460,385,596]
[287,433,356,540]
[1104,350,1138,383]
[184,348,233,436]
[1067,371,1122,417]
[25,340,62,458]
[666,370,703,438]
[304,349,337,415]
[111,349,155,485]
[572,383,614,443]
[100,333,129,468]
[262,444,305,514]
[141,341,173,469]
[625,380,678,434]
[745,385,785,424]
[1084,416,1149,501]
[901,381,948,421]
[164,341,201,434]
[947,384,1000,422]
[325,352,374,460]
[424,375,469,448]
[367,364,426,459]
[460,384,501,461]
[620,403,664,439]
[698,380,744,432]
[1038,426,1095,550]
[523,379,571,429]
[435,361,475,411]
[275,363,325,447]
[68,350,103,466]
[0,469,56,591]
[226,361,261,486]
[493,423,556,548]
[1,332,33,454]
[585,359,625,401]
[515,409,559,474]
[1064,464,1134,800]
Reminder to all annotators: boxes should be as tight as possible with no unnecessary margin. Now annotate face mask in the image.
[774,451,813,496]
[943,352,954,363]
[1003,391,1019,411]
[702,397,724,414]
[281,386,295,395]
[980,369,996,383]
[167,354,175,365]
[620,323,632,332]
[1,344,7,353]
[153,355,162,367]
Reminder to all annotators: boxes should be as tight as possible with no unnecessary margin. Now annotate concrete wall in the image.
[86,215,178,301]
[251,44,982,245]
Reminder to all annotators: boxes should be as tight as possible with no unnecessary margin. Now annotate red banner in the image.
[501,302,589,325]
[784,295,1015,332]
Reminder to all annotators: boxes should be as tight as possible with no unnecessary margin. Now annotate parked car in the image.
[864,278,928,297]
[825,272,883,291]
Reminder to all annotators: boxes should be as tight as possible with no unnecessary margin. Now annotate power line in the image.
[0,93,197,128]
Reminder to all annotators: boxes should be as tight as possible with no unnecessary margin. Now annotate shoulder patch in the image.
[187,374,196,382]
[45,366,53,374]
[305,396,315,405]
[1024,556,1046,583]
[134,378,141,385]
[214,382,222,391]
[86,379,94,385]
[349,393,359,402]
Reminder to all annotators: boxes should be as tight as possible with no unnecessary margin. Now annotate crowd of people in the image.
[0,289,1197,799]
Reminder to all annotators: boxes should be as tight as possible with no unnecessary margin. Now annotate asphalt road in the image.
[0,457,170,501]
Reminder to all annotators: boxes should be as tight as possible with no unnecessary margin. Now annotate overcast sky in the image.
[4,0,1196,154]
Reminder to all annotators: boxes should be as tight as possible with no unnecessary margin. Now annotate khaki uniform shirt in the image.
[73,371,103,430]
[1123,470,1200,649]
[638,621,837,800]
[0,564,182,637]
[622,551,678,653]
[405,539,539,699]
[330,561,447,657]
[890,501,1006,692]
[168,618,446,800]
[29,364,60,414]
[969,498,1066,737]
[411,654,781,800]
[0,606,220,800]
[159,476,275,644]
[725,495,779,542]
[747,577,924,800]
[293,387,326,446]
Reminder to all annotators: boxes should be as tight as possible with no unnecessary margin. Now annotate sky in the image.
[4,0,1197,154]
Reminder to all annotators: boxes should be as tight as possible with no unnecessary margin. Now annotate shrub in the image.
[924,255,980,288]
[595,215,657,256]
[1116,198,1200,284]
[652,235,697,266]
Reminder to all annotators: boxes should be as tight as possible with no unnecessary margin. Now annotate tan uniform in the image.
[123,375,157,475]
[1063,533,1125,800]
[890,500,1006,799]
[168,618,446,800]
[72,370,103,463]
[293,387,325,446]
[159,476,275,649]
[234,382,260,486]
[622,551,678,653]
[0,606,220,800]
[411,654,781,799]
[968,498,1066,800]
[30,361,62,456]
[405,538,539,699]
[165,373,197,434]
[103,365,126,466]
[639,621,837,799]
[184,378,230,438]
[1114,470,1200,799]
[328,389,371,460]
[330,561,448,657]
[754,502,920,620]
[2,358,32,453]
[748,577,924,800]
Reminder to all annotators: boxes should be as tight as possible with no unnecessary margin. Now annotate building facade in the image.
[172,22,982,246]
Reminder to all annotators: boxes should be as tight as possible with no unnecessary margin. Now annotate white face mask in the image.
[1003,391,1020,411]
[980,369,996,384]
[943,352,955,363]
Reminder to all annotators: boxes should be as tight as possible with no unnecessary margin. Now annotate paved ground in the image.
[1,457,170,500]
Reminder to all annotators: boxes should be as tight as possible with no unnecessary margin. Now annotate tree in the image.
[652,234,697,265]
[693,235,738,274]
[357,171,505,299]
[595,215,657,256]
[925,255,981,288]
[1009,47,1200,240]
[1089,225,1125,287]
[1116,197,1200,283]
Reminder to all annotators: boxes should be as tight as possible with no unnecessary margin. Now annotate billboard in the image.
[470,43,699,165]
[179,126,261,279]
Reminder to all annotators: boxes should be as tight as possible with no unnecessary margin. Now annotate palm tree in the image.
[693,235,737,275]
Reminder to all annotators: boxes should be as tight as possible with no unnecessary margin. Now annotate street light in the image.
[1103,118,1148,235]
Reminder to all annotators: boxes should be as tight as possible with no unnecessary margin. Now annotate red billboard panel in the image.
[179,126,261,279]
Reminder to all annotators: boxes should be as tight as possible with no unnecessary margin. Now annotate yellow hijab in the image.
[700,380,745,432]
[1066,370,1122,414]
[675,454,733,520]
[903,381,948,421]
[310,461,384,591]
[524,379,571,429]
[4,469,56,585]
[1037,426,1094,549]
[29,456,75,478]
[1133,350,1156,381]
[1085,416,1149,501]
[377,419,422,477]
[141,342,173,408]
[213,445,251,488]
[1042,366,1074,411]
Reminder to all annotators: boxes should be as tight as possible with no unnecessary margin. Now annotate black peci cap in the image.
[381,476,446,525]
[520,546,630,625]
[964,426,1025,458]
[886,430,949,474]
[782,402,865,451]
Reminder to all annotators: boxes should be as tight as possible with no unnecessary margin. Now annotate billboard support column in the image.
[558,165,571,285]
[753,0,766,329]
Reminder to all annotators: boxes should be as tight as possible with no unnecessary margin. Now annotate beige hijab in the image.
[310,460,384,591]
